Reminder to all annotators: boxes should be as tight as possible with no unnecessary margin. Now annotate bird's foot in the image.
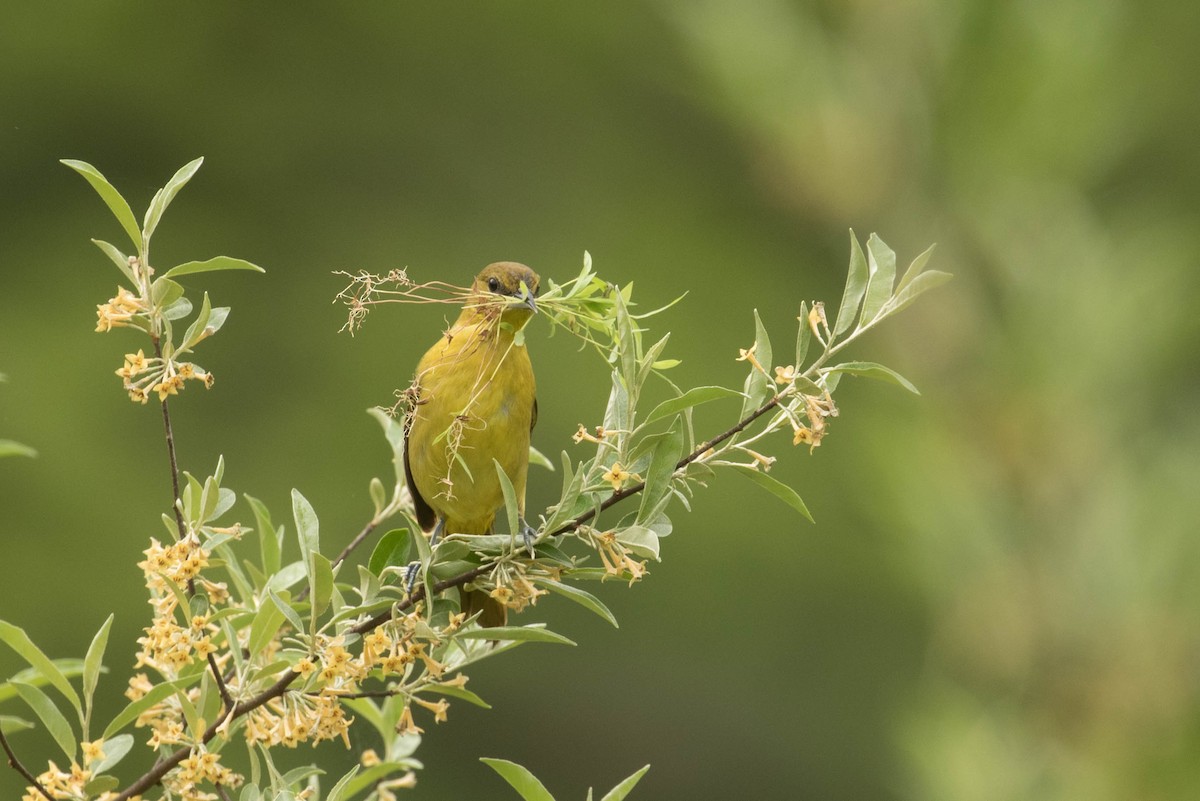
[519,518,538,559]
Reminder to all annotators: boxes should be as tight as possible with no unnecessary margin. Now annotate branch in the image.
[547,392,784,537]
[0,726,52,801]
[332,518,382,568]
[115,390,786,799]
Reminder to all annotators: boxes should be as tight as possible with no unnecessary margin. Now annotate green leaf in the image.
[753,308,773,373]
[533,579,618,628]
[292,489,320,565]
[91,733,134,774]
[887,269,952,317]
[324,765,361,801]
[894,242,937,296]
[175,688,203,747]
[82,614,114,722]
[859,233,896,326]
[267,591,306,634]
[457,626,576,646]
[644,386,744,425]
[528,445,555,471]
[616,525,660,561]
[12,681,75,760]
[182,291,213,350]
[834,230,868,336]
[494,459,521,540]
[825,361,920,394]
[60,159,143,254]
[83,776,120,796]
[0,440,37,458]
[310,552,334,620]
[246,597,288,660]
[151,276,185,309]
[90,239,138,285]
[728,464,814,522]
[429,681,493,709]
[143,157,203,243]
[245,494,281,576]
[102,675,199,738]
[795,300,812,369]
[369,528,411,575]
[0,620,82,717]
[637,418,683,524]
[480,758,556,801]
[0,660,88,704]
[0,716,34,732]
[163,256,266,279]
[601,765,652,801]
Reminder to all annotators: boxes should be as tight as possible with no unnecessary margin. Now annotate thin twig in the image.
[546,392,784,538]
[152,336,187,541]
[0,726,53,801]
[207,652,235,711]
[332,518,382,568]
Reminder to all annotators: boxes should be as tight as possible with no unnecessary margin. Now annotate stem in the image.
[546,392,784,538]
[152,335,187,541]
[0,726,52,801]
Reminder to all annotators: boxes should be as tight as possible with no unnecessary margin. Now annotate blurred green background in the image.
[3,2,1199,799]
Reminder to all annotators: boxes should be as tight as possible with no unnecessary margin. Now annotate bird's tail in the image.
[460,587,507,628]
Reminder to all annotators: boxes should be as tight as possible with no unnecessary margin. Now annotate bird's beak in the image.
[513,284,538,314]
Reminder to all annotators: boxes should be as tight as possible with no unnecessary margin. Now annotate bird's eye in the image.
[487,277,501,293]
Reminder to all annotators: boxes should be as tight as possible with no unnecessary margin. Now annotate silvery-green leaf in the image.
[834,231,868,336]
[859,233,896,325]
[143,157,203,242]
[61,159,143,253]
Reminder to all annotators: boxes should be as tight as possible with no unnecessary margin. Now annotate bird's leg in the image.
[428,517,446,549]
[405,518,447,596]
[519,517,538,559]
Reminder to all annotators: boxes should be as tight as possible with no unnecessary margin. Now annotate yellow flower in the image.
[361,749,381,767]
[153,374,185,401]
[81,739,105,765]
[792,424,815,448]
[601,461,639,492]
[573,424,606,444]
[396,704,424,736]
[736,342,765,374]
[774,364,797,385]
[414,696,450,723]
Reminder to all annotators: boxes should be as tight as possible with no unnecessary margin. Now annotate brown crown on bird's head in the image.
[468,262,540,322]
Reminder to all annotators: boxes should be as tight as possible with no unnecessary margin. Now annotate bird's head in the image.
[470,262,540,326]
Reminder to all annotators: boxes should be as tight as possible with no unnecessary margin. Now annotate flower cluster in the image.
[134,535,224,675]
[244,610,465,750]
[586,528,648,585]
[162,749,242,801]
[125,672,200,748]
[115,349,213,404]
[792,391,838,452]
[22,760,92,801]
[95,285,147,332]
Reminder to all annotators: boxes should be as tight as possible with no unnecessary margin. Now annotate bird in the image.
[403,261,540,627]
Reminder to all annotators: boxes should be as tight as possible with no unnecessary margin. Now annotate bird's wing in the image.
[403,411,437,532]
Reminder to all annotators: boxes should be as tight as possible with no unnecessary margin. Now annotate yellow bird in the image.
[404,262,540,627]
